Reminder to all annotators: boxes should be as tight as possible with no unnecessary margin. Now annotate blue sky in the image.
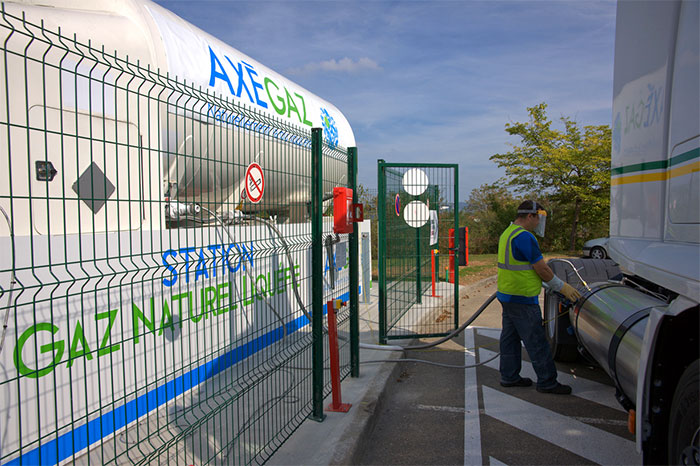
[154,0,617,202]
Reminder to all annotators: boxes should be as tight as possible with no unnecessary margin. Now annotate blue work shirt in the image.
[496,229,543,304]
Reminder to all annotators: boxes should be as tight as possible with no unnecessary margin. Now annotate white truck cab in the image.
[546,2,698,464]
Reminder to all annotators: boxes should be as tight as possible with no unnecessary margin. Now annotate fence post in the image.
[416,221,422,304]
[453,165,460,330]
[377,159,387,344]
[348,147,360,377]
[311,128,325,422]
[448,228,455,284]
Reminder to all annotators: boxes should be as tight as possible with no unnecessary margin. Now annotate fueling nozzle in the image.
[549,258,592,292]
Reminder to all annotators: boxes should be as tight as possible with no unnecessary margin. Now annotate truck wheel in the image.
[667,360,699,465]
[590,246,607,259]
[543,291,578,362]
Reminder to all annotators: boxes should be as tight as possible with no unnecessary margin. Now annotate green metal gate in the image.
[377,161,459,343]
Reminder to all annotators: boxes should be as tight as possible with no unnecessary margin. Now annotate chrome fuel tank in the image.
[570,284,667,404]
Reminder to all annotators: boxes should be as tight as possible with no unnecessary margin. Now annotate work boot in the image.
[536,382,572,394]
[500,377,533,387]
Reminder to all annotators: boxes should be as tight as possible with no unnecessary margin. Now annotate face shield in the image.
[518,201,547,236]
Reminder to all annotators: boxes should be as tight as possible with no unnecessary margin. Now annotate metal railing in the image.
[0,6,358,465]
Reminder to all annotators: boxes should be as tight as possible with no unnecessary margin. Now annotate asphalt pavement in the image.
[269,276,641,466]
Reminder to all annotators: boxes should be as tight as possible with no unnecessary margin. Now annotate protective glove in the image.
[560,282,582,302]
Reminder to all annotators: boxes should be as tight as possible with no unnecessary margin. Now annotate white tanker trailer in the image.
[544,1,698,464]
[0,0,355,235]
[0,1,358,464]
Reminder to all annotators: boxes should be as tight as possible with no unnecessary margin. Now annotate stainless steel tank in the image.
[570,283,667,404]
[162,115,345,216]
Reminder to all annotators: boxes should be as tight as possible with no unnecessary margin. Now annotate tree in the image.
[461,183,519,253]
[356,184,378,266]
[489,103,611,250]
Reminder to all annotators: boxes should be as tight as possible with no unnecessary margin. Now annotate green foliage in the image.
[489,103,611,250]
[460,183,518,253]
[357,184,378,259]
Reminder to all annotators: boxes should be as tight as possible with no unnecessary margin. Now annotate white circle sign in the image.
[403,200,429,228]
[245,162,265,203]
[402,168,428,196]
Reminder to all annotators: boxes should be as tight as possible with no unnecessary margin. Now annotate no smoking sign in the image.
[244,162,265,204]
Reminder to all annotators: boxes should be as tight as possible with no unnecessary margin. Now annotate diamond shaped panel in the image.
[72,162,115,214]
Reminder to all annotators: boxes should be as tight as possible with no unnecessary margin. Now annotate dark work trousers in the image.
[499,301,558,389]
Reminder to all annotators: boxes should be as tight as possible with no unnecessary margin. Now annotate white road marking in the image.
[572,416,629,426]
[474,327,503,341]
[489,457,508,466]
[464,327,482,466]
[482,386,641,465]
[478,342,625,412]
[417,404,466,414]
[418,404,628,428]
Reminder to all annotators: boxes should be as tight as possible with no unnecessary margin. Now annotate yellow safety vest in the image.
[497,224,542,297]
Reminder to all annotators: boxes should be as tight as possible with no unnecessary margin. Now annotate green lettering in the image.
[217,282,233,314]
[202,286,217,318]
[132,298,156,344]
[255,274,268,300]
[13,323,64,378]
[190,290,204,323]
[264,77,285,116]
[159,300,174,335]
[96,309,120,356]
[243,276,254,306]
[172,293,189,328]
[295,92,313,127]
[285,88,302,122]
[293,265,301,288]
[68,321,92,367]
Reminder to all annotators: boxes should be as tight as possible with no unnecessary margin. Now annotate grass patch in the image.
[372,252,578,284]
[456,252,579,285]
[459,263,493,277]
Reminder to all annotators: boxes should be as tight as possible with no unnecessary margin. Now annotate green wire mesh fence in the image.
[0,6,357,465]
[377,162,459,342]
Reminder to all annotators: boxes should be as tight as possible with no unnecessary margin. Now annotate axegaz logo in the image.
[207,45,339,147]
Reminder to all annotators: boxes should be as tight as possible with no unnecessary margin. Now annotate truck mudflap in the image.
[637,298,699,464]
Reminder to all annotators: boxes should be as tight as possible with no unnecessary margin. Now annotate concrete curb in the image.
[332,353,404,465]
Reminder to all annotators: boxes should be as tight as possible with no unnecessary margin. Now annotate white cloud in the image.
[287,57,381,75]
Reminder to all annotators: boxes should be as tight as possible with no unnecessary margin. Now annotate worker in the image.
[497,200,582,394]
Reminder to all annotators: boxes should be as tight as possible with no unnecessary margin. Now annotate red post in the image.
[326,300,351,412]
[464,227,469,266]
[448,228,455,284]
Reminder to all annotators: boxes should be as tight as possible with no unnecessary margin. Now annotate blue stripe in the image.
[6,289,355,466]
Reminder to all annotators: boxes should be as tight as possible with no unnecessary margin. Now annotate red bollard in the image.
[326,300,351,412]
[464,227,469,266]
